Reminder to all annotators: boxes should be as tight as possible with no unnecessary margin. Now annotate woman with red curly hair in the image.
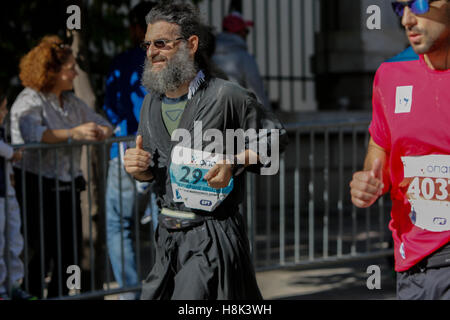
[10,35,112,298]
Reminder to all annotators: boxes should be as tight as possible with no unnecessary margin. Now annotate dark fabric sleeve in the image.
[137,94,151,150]
[136,93,156,181]
[237,90,289,175]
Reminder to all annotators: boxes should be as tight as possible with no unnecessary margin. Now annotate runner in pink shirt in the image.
[350,0,450,299]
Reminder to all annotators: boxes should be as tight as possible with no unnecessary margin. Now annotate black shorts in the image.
[397,244,450,300]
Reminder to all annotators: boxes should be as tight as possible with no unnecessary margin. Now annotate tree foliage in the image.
[0,0,144,108]
[0,0,208,108]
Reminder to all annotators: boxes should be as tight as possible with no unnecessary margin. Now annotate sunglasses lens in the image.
[411,0,429,14]
[154,40,166,49]
[392,2,405,16]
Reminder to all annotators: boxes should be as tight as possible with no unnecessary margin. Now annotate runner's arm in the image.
[364,138,391,194]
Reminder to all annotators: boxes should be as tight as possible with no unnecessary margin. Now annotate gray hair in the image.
[141,42,197,95]
[145,1,212,75]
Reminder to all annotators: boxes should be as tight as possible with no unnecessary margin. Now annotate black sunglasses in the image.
[140,37,185,51]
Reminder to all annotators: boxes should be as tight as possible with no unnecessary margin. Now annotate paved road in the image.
[256,257,397,300]
[104,257,397,300]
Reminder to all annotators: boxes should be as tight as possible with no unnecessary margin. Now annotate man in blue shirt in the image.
[103,1,158,300]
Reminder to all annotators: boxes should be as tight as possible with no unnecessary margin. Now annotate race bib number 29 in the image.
[403,155,450,232]
[170,146,234,212]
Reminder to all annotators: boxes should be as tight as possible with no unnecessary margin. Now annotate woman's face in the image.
[56,55,78,91]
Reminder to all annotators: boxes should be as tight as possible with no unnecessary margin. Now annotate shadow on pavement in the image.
[257,257,397,300]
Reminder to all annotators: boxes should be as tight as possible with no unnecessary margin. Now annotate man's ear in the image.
[187,35,199,57]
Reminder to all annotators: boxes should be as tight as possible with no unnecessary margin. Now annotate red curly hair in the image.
[19,35,73,93]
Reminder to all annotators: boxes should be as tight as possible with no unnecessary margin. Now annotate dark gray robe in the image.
[137,76,288,300]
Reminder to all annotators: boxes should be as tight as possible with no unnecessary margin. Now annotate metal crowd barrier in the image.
[1,120,394,299]
[244,120,393,272]
[2,136,154,300]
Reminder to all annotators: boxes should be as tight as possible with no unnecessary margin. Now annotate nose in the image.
[147,48,154,60]
[402,6,417,29]
[147,44,161,59]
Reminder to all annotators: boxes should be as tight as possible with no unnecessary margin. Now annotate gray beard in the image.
[141,44,198,95]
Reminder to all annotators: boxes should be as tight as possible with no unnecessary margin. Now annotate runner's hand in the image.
[124,135,153,181]
[350,158,384,208]
[205,162,233,189]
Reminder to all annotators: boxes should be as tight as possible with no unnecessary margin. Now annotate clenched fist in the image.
[350,158,384,208]
[204,162,233,189]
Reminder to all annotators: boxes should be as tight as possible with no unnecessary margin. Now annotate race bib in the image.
[402,155,450,232]
[169,146,234,212]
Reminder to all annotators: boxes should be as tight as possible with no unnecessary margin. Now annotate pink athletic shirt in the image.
[369,55,450,272]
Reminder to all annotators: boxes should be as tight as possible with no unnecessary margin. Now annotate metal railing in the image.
[1,119,393,299]
[2,137,155,299]
[242,120,393,272]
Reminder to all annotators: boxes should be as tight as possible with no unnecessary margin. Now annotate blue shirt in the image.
[103,47,147,159]
[386,46,419,63]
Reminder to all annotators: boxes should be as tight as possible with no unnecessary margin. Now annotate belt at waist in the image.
[414,242,450,271]
[161,208,203,220]
[159,208,212,230]
[159,207,240,230]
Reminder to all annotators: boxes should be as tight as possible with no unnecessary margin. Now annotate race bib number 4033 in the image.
[402,155,450,232]
[169,146,234,212]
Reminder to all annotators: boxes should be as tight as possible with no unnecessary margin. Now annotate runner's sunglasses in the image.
[391,0,439,17]
[140,38,185,51]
